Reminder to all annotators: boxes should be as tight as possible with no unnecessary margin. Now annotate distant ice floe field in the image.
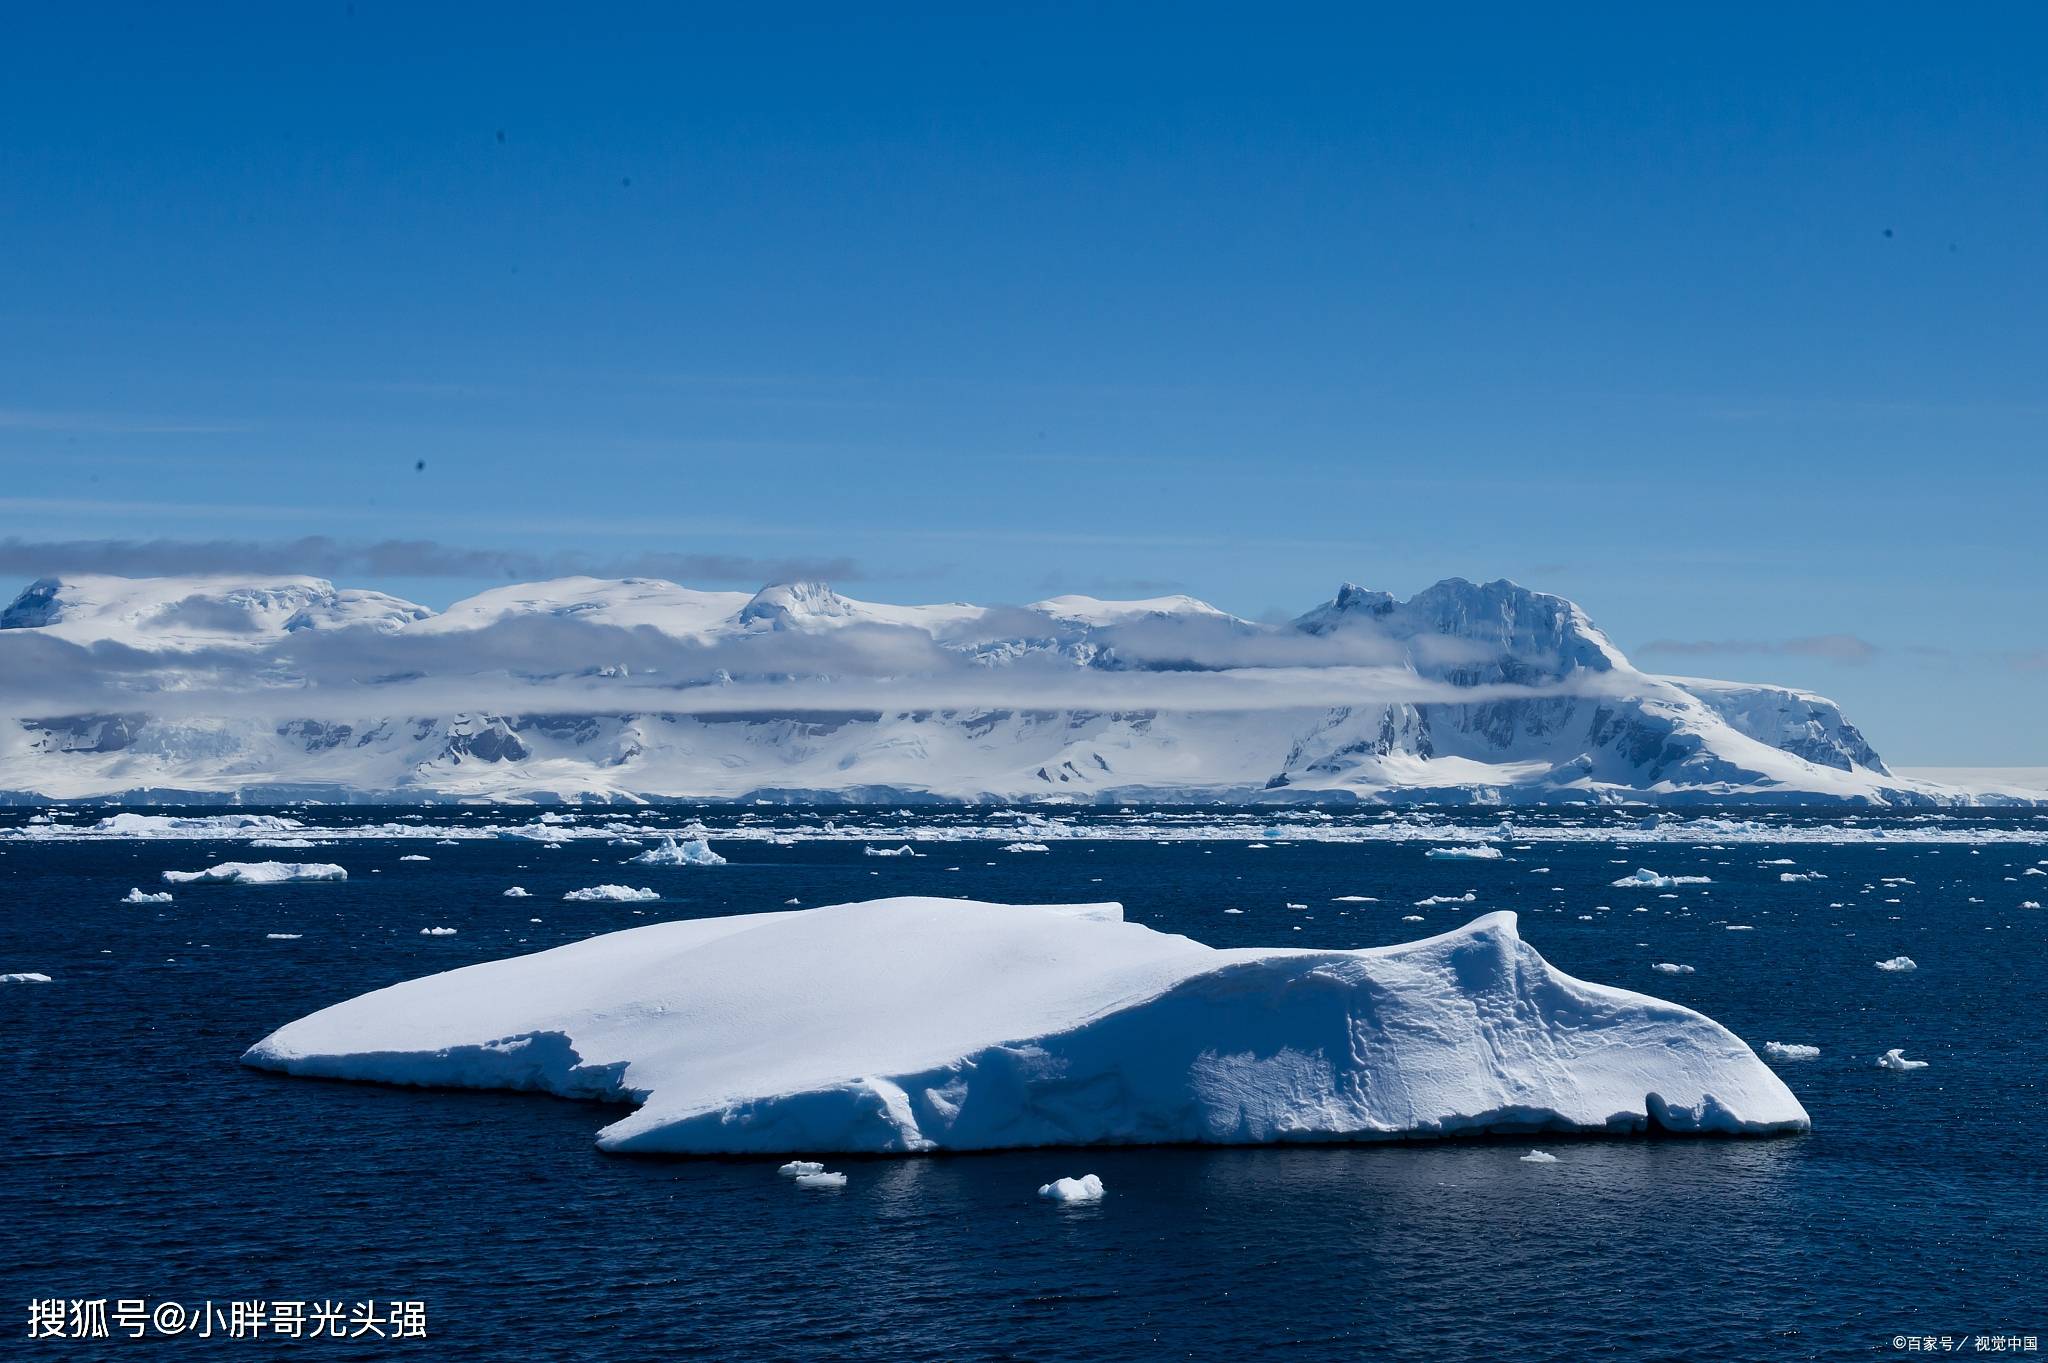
[5,807,2044,848]
[243,897,1810,1156]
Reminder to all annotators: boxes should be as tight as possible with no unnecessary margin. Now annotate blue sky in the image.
[1,4,2042,762]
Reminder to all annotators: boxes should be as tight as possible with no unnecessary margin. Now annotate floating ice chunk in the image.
[2,972,52,984]
[1427,846,1502,861]
[864,845,923,858]
[1038,1174,1105,1203]
[122,888,174,904]
[1874,956,1917,972]
[1222,908,1245,915]
[1284,902,1307,910]
[1401,915,1424,922]
[630,836,725,867]
[793,1171,847,1189]
[504,887,530,898]
[1876,1048,1928,1071]
[400,855,431,862]
[1778,872,1826,882]
[2022,901,2042,910]
[1414,893,1477,907]
[1003,842,1050,853]
[778,1160,825,1177]
[1612,869,1712,888]
[1518,1150,1558,1164]
[1764,1043,1819,1060]
[421,927,458,937]
[252,838,320,849]
[1651,963,1695,975]
[1332,895,1377,903]
[244,898,1812,1156]
[563,885,659,903]
[163,862,347,886]
[267,933,304,940]
[90,813,306,837]
[1724,925,1755,931]
[1759,859,1797,866]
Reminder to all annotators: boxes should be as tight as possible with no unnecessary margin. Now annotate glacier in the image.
[0,570,2015,806]
[242,896,1810,1155]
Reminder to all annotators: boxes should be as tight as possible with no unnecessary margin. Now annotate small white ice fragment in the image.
[864,844,922,858]
[2,972,52,983]
[1764,1043,1819,1060]
[778,1160,825,1177]
[794,1171,847,1189]
[503,887,530,898]
[421,927,457,936]
[1877,1048,1928,1071]
[123,888,173,904]
[1651,963,1695,975]
[631,836,725,867]
[1427,845,1502,861]
[563,885,659,903]
[1038,1174,1105,1203]
[400,855,430,862]
[1519,1150,1558,1164]
[1874,956,1917,972]
[1612,869,1712,888]
[1003,842,1050,853]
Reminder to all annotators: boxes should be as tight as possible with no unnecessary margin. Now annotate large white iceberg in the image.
[244,897,1810,1156]
[162,861,347,885]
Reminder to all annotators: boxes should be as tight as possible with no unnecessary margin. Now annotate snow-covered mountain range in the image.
[0,572,1998,805]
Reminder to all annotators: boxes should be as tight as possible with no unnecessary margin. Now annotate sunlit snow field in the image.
[4,805,2044,1360]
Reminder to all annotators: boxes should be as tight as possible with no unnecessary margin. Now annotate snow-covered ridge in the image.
[243,898,1810,1155]
[0,571,2010,805]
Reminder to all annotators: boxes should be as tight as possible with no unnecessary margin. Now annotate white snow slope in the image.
[243,897,1810,1155]
[0,572,1999,805]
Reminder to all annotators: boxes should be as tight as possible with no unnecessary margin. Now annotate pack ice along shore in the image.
[243,898,1810,1155]
[0,572,2005,806]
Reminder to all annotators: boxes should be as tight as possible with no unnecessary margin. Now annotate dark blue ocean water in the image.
[4,807,2044,1360]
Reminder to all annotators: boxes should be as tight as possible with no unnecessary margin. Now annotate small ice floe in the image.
[631,836,725,867]
[1332,895,1377,903]
[2,972,52,984]
[1246,843,1269,850]
[1764,1043,1820,1060]
[1519,1150,1558,1164]
[864,844,922,858]
[251,837,320,849]
[266,933,303,940]
[163,862,347,886]
[122,888,173,904]
[1415,892,1477,907]
[778,1160,825,1177]
[1223,908,1244,915]
[421,927,458,937]
[1779,871,1826,882]
[1651,963,1696,975]
[1874,956,1917,972]
[503,887,530,898]
[1401,915,1425,922]
[1003,842,1050,853]
[1038,1174,1105,1203]
[1759,859,1797,866]
[1427,845,1502,861]
[563,885,659,903]
[1284,902,1308,910]
[2022,901,2042,910]
[793,1171,847,1189]
[1612,869,1711,888]
[400,855,431,863]
[1725,925,1755,931]
[1877,1048,1928,1071]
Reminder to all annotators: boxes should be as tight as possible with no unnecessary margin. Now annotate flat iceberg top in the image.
[244,897,1809,1155]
